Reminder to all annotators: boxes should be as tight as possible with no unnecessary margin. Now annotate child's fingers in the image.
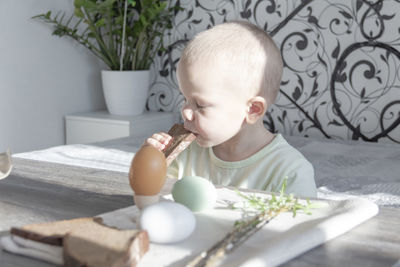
[150,133,172,148]
[153,132,172,144]
[145,137,165,151]
[145,132,172,151]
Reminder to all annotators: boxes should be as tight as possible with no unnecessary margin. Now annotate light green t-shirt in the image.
[167,134,317,198]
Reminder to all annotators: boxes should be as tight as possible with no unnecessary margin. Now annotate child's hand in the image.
[145,132,172,152]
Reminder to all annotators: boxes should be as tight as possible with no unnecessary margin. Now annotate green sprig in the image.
[187,178,319,267]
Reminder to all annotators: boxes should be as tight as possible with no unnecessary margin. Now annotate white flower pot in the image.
[101,70,150,116]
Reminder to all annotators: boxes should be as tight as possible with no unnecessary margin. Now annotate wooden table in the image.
[0,158,399,267]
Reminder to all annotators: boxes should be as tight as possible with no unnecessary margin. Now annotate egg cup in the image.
[134,194,160,210]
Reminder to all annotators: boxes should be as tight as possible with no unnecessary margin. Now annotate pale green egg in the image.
[172,176,217,212]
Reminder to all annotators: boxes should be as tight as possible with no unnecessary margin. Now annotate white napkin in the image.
[102,189,379,267]
[0,235,63,265]
[0,188,379,266]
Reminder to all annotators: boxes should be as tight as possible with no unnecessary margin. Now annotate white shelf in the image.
[65,110,180,145]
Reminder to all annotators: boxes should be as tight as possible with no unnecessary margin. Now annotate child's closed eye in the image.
[183,96,210,110]
[195,102,206,109]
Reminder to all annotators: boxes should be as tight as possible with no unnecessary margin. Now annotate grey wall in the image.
[2,0,399,153]
[148,0,400,144]
[0,0,106,153]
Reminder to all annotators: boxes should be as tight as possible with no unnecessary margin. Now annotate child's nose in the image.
[182,107,194,121]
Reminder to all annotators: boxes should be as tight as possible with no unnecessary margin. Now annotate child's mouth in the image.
[183,125,197,136]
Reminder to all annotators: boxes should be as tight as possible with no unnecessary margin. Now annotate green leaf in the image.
[97,0,116,10]
[280,178,288,195]
[73,0,83,9]
[139,15,148,27]
[52,28,63,36]
[95,18,106,27]
[79,0,97,9]
[115,15,124,25]
[45,11,51,19]
[141,0,153,7]
[292,208,297,217]
[159,2,167,10]
[74,8,84,18]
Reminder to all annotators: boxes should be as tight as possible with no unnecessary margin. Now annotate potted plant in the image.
[34,0,179,115]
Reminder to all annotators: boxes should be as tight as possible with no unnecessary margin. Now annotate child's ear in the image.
[245,96,267,124]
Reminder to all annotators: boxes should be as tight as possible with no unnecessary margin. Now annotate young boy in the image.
[146,21,317,197]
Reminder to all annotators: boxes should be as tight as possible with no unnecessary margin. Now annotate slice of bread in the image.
[63,221,148,267]
[10,217,149,267]
[11,217,103,246]
[163,124,196,166]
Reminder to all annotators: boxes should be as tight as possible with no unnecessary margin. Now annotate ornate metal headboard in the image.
[147,0,400,144]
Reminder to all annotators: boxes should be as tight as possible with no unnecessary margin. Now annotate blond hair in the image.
[180,21,283,106]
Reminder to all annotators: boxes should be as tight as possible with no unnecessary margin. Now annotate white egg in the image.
[139,201,196,244]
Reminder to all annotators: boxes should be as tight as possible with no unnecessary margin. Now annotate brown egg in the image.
[129,145,167,196]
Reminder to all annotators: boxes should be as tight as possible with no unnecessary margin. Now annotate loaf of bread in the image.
[163,124,196,166]
[10,217,149,267]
